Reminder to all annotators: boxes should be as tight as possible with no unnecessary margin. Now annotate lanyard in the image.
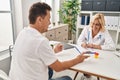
[87,31,90,44]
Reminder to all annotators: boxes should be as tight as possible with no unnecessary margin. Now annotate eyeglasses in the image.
[92,23,101,26]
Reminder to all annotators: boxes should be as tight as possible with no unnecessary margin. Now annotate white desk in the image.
[56,48,120,80]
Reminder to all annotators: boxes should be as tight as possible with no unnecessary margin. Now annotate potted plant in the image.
[59,0,80,41]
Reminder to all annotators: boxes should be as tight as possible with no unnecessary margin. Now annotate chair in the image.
[0,45,13,80]
[0,70,10,80]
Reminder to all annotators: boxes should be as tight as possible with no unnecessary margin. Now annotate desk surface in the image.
[56,47,120,80]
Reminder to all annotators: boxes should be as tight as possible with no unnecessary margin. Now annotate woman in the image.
[77,13,116,80]
[77,13,115,51]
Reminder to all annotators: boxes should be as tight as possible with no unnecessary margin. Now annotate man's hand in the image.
[76,52,89,63]
[54,43,63,53]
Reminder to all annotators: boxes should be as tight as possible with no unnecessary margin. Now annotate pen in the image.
[74,46,81,54]
[85,51,95,54]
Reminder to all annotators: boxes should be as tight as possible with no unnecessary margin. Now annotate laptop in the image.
[61,42,75,50]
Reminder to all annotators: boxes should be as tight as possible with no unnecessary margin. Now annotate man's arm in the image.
[49,53,89,72]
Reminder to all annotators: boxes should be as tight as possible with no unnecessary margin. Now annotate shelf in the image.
[48,24,68,30]
[81,11,120,14]
[105,27,118,31]
[77,25,85,29]
[77,25,118,31]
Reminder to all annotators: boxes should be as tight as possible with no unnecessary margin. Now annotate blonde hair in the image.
[89,13,105,32]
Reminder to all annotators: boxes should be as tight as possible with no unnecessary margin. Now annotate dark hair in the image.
[29,2,51,24]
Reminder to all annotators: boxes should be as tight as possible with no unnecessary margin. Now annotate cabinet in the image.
[44,24,68,42]
[76,11,120,49]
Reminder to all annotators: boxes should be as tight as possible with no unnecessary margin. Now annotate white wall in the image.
[53,0,60,25]
[13,0,60,36]
[13,0,23,38]
[21,0,60,27]
[13,0,42,37]
[21,0,41,27]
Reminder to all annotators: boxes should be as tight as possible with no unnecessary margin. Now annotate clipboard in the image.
[61,42,75,50]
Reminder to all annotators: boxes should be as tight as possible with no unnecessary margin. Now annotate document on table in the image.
[56,48,81,61]
[74,45,93,53]
[114,51,120,57]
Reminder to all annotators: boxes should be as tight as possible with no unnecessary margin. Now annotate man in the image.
[9,2,88,80]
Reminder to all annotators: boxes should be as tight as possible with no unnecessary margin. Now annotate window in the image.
[0,0,14,51]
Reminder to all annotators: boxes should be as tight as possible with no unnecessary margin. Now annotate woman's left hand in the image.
[87,43,101,49]
[87,43,93,48]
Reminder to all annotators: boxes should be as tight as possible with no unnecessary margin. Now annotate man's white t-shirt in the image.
[9,26,57,80]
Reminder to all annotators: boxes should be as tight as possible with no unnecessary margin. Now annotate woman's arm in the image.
[101,30,116,50]
[77,26,89,48]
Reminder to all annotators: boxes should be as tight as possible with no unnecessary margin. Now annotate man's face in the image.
[41,10,51,33]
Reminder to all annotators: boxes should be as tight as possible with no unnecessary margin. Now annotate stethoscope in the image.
[87,31,90,44]
[87,31,102,43]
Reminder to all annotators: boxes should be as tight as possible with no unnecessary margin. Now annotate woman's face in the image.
[92,19,101,34]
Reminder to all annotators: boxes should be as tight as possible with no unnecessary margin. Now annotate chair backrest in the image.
[0,70,10,80]
[0,45,13,80]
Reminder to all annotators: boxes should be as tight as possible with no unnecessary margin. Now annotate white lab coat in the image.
[77,26,116,50]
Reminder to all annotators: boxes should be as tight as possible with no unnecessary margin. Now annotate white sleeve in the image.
[101,30,116,51]
[77,26,88,46]
[38,38,57,66]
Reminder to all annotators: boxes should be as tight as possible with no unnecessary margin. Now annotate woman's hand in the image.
[87,43,101,49]
[81,43,94,48]
[87,43,93,48]
[81,42,87,48]
[54,43,63,53]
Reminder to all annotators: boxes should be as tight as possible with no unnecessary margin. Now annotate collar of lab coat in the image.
[89,27,103,39]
